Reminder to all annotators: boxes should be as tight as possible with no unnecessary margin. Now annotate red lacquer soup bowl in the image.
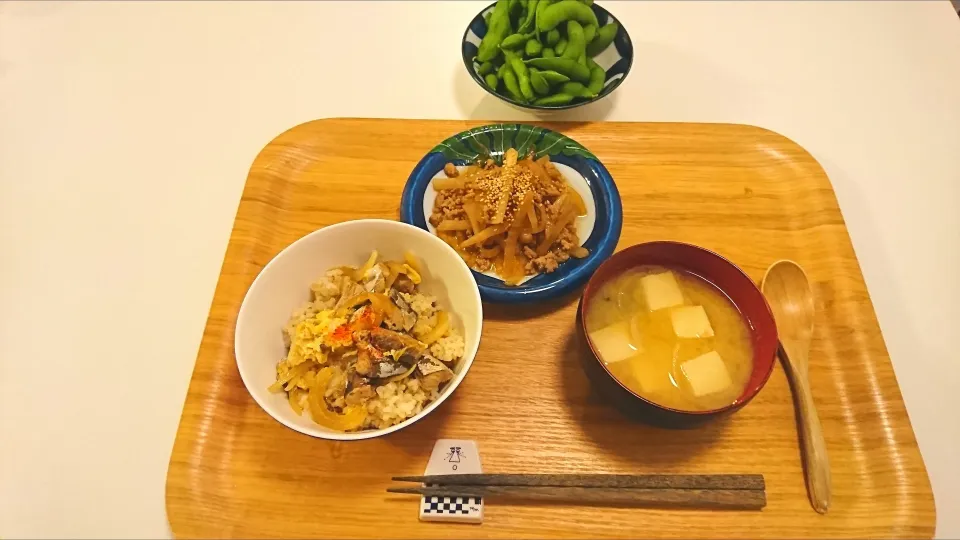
[576,241,779,427]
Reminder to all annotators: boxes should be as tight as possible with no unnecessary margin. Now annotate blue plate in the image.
[400,124,622,303]
[462,2,634,111]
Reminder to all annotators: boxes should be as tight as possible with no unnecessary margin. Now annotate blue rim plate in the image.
[400,123,622,303]
[462,2,634,111]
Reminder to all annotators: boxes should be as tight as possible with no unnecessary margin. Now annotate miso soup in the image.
[585,266,754,411]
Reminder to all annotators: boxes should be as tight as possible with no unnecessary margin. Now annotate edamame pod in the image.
[542,47,556,58]
[535,0,553,42]
[545,28,561,46]
[586,59,605,95]
[555,38,568,55]
[508,53,536,101]
[537,69,570,85]
[560,81,596,98]
[497,63,509,78]
[502,68,524,101]
[477,0,512,62]
[501,32,531,50]
[583,23,597,44]
[585,21,618,57]
[529,68,550,95]
[534,93,575,106]
[518,0,539,33]
[477,61,495,76]
[485,73,500,90]
[525,56,591,83]
[537,0,598,32]
[562,20,585,60]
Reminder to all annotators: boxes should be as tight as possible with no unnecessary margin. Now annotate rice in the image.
[363,378,440,429]
[430,335,465,364]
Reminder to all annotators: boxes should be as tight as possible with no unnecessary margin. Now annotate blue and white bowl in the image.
[462,2,633,111]
[400,124,622,303]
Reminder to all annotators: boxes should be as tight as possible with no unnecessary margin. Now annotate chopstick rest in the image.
[417,439,484,524]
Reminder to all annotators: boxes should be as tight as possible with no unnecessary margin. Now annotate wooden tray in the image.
[166,119,935,538]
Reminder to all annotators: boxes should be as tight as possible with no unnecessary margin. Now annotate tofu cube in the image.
[670,305,715,338]
[640,272,684,311]
[588,321,641,364]
[680,351,733,397]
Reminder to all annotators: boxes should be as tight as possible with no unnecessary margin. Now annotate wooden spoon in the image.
[761,260,831,514]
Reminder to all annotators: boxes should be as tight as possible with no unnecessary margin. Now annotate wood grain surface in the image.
[165,119,935,538]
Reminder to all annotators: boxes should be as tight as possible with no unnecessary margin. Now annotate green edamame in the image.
[525,38,543,57]
[529,69,550,95]
[585,21,618,57]
[534,93,574,106]
[502,68,524,101]
[562,20,585,60]
[507,53,536,101]
[485,73,500,90]
[537,69,570,85]
[525,56,590,83]
[545,28,560,46]
[537,0,598,32]
[555,38,568,55]
[477,61,495,76]
[518,0,539,33]
[535,0,553,41]
[586,60,605,95]
[501,32,531,50]
[560,81,596,98]
[583,23,597,44]
[477,0,512,62]
[542,47,556,58]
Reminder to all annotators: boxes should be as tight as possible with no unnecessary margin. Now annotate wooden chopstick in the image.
[391,473,765,491]
[387,485,766,510]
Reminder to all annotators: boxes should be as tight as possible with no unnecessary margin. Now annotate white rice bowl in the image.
[235,219,483,440]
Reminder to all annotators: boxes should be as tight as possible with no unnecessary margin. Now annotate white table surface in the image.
[2,1,959,538]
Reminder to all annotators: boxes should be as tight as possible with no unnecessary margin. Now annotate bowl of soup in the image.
[576,241,778,426]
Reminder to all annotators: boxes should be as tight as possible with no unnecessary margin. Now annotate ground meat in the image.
[430,189,466,225]
[522,246,537,259]
[443,163,459,178]
[527,253,559,273]
[558,226,578,251]
[472,256,492,272]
